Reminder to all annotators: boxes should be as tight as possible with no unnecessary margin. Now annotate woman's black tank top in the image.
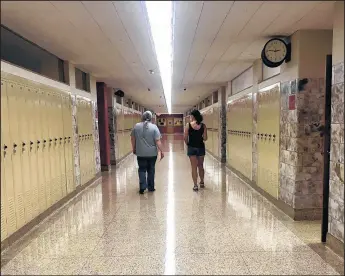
[188,123,205,148]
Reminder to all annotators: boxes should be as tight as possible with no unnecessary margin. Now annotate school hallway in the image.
[1,135,343,275]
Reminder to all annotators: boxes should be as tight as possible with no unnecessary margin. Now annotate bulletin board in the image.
[157,118,166,126]
[174,118,183,126]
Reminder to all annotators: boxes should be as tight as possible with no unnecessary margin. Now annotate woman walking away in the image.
[184,109,207,191]
[131,111,164,194]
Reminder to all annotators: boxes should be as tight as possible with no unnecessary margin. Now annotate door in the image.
[321,55,332,242]
[167,118,174,134]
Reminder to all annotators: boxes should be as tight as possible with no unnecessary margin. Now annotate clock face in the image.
[264,39,287,64]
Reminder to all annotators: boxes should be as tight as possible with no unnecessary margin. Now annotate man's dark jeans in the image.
[137,156,157,191]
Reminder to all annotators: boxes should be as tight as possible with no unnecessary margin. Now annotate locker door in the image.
[27,86,39,218]
[61,95,69,194]
[42,90,52,208]
[77,98,83,185]
[53,92,62,202]
[46,91,56,204]
[1,80,11,240]
[1,127,8,241]
[20,85,34,223]
[7,81,26,229]
[57,93,65,198]
[36,90,47,212]
[66,95,75,193]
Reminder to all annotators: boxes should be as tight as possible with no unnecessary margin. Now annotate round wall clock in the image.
[261,38,289,68]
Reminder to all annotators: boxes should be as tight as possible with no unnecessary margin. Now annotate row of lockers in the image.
[202,106,219,131]
[116,105,142,131]
[227,94,253,180]
[201,106,220,159]
[1,74,96,242]
[196,84,280,199]
[226,84,280,199]
[115,105,141,161]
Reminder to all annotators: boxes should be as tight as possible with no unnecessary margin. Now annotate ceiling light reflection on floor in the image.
[145,1,173,114]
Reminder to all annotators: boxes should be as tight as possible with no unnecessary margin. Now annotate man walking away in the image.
[131,111,164,194]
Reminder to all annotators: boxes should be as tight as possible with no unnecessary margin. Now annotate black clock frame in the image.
[261,38,291,68]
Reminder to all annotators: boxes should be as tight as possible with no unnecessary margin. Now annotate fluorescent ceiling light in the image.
[145,1,173,114]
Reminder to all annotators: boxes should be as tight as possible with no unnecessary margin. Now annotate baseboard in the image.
[225,164,322,221]
[206,150,221,163]
[115,152,133,167]
[101,164,112,171]
[326,233,345,258]
[1,172,102,253]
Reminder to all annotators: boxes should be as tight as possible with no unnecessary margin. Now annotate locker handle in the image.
[37,140,41,144]
[30,141,34,145]
[55,138,58,141]
[4,145,8,150]
[49,139,53,142]
[22,142,26,146]
[60,138,63,140]
[13,144,17,148]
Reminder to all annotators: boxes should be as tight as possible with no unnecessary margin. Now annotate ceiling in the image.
[1,1,335,113]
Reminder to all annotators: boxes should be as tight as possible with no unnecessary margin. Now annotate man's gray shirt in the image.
[131,122,161,157]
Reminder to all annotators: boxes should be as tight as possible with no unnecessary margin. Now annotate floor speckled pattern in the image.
[1,135,344,275]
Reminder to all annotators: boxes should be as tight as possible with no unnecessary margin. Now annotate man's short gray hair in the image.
[142,111,153,122]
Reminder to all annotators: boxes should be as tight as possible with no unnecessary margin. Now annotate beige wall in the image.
[298,30,333,78]
[231,66,253,95]
[1,60,97,102]
[332,1,344,64]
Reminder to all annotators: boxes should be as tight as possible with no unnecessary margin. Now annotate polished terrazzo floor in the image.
[1,135,344,275]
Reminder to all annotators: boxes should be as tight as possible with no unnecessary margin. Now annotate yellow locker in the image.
[63,94,74,194]
[257,84,280,198]
[49,90,59,204]
[7,81,26,229]
[1,126,8,241]
[20,85,34,223]
[1,79,14,239]
[36,89,47,212]
[26,86,39,218]
[57,92,67,198]
[42,90,52,208]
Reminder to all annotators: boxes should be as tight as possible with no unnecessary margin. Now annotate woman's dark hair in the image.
[191,109,203,125]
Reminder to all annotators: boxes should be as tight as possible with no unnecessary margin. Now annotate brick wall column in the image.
[218,86,227,163]
[96,82,111,171]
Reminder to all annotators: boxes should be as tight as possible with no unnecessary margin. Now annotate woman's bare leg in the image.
[197,156,205,186]
[189,156,198,190]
